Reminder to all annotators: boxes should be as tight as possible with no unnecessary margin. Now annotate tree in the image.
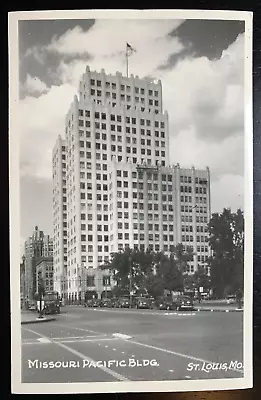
[145,274,165,298]
[183,273,196,292]
[173,244,194,274]
[103,244,196,299]
[153,249,184,295]
[194,265,211,291]
[102,247,154,297]
[208,208,244,299]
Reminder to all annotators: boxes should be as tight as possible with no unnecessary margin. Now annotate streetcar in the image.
[42,291,61,314]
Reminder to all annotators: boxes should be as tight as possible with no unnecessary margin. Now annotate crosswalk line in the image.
[37,337,51,343]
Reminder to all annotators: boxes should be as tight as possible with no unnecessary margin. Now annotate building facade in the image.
[20,259,25,307]
[52,66,211,301]
[35,257,54,293]
[67,267,115,303]
[108,159,211,274]
[52,137,67,296]
[23,226,53,300]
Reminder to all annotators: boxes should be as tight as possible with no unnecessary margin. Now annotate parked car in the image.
[155,297,176,310]
[172,295,194,311]
[92,299,101,308]
[28,302,37,311]
[134,297,153,309]
[84,299,95,307]
[110,298,120,308]
[118,297,130,308]
[100,298,112,308]
[226,295,237,304]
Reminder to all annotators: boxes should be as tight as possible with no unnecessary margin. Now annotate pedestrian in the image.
[198,291,202,304]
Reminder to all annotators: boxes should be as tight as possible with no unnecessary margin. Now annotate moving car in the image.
[172,295,194,311]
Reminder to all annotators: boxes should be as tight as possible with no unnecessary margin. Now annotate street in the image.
[22,306,244,383]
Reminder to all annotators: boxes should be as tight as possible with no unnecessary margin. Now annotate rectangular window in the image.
[87,276,95,286]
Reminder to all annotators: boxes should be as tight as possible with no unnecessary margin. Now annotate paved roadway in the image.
[22,306,243,383]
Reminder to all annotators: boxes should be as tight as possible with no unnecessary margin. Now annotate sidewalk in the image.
[194,304,243,312]
[21,311,56,324]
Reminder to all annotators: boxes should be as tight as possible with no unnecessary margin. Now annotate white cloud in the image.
[19,83,77,179]
[23,74,48,94]
[169,126,244,177]
[211,174,244,213]
[159,33,244,141]
[53,59,88,87]
[47,20,184,57]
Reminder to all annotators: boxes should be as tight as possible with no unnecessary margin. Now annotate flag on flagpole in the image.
[126,43,136,77]
[126,42,136,55]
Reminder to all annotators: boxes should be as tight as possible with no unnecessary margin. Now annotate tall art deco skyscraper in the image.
[52,66,211,302]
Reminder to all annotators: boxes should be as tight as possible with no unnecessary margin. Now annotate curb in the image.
[195,308,243,312]
[21,317,56,325]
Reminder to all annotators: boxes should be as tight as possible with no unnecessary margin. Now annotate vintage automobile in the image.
[155,297,176,310]
[110,298,120,308]
[118,297,130,308]
[28,302,37,312]
[172,295,194,311]
[88,299,101,308]
[226,295,237,304]
[134,297,154,309]
[84,299,95,307]
[100,298,112,308]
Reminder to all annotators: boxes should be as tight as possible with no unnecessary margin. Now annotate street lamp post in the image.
[83,265,87,304]
[129,254,133,308]
[38,278,45,319]
[78,264,87,305]
[104,278,107,299]
[22,255,26,310]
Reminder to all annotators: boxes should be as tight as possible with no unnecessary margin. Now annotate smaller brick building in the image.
[35,257,54,293]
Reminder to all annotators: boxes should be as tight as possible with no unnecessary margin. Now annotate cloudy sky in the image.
[18,17,245,251]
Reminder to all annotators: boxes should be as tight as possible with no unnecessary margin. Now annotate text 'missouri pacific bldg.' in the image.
[52,65,211,301]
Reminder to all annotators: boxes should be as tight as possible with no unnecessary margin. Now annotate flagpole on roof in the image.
[126,42,136,78]
[126,42,129,78]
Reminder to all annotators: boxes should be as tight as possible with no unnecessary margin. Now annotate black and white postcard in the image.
[9,9,253,394]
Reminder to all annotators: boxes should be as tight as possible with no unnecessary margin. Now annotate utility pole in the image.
[22,255,26,310]
[38,278,45,319]
[105,279,108,299]
[129,253,133,308]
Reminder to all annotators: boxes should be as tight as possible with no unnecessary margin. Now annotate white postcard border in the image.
[9,9,253,394]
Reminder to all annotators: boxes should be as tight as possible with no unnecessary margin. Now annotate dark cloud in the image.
[158,48,195,70]
[19,19,94,85]
[19,19,95,55]
[159,19,245,70]
[172,19,245,59]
